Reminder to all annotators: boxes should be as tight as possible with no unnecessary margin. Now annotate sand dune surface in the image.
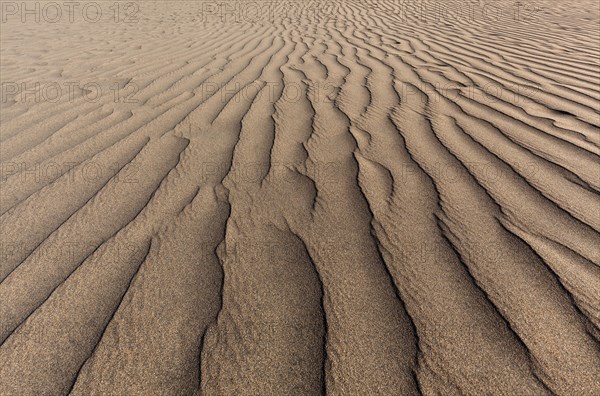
[1,0,599,394]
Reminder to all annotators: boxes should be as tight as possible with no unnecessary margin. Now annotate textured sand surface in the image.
[1,0,599,394]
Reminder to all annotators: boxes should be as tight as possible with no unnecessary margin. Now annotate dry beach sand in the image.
[0,0,599,394]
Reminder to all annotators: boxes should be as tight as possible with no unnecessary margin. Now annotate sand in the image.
[0,0,599,394]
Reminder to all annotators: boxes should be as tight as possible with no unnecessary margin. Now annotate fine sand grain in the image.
[1,0,599,394]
